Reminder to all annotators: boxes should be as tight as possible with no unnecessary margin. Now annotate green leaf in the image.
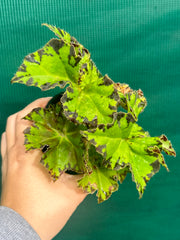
[11,27,90,91]
[61,60,118,126]
[78,145,119,203]
[23,102,86,180]
[81,112,176,197]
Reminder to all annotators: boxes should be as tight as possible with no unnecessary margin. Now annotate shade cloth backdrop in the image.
[0,1,180,240]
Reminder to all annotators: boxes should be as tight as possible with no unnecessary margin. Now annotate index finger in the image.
[16,97,52,120]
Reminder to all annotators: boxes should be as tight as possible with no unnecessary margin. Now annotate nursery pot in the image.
[45,92,79,175]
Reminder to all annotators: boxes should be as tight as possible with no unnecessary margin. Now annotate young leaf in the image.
[114,83,147,120]
[126,90,147,120]
[42,23,87,50]
[61,60,119,126]
[78,145,119,203]
[81,112,176,197]
[23,102,86,180]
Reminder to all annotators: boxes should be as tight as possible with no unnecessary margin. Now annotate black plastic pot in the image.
[45,92,79,175]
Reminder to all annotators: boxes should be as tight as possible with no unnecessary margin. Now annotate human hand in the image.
[0,97,87,240]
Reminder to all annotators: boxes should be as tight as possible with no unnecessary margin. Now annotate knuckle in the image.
[16,112,23,121]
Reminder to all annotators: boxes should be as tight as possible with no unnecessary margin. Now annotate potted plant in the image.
[11,24,176,203]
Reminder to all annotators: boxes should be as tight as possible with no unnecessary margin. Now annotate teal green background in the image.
[0,1,180,239]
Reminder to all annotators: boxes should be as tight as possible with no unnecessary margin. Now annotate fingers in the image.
[16,97,52,120]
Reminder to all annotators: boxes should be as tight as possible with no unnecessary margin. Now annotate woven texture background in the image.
[0,1,179,239]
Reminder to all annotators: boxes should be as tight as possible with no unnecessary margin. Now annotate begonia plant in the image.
[11,24,176,203]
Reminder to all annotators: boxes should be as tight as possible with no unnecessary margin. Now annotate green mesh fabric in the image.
[0,1,179,239]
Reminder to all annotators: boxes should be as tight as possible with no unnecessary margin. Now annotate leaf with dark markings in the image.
[81,112,176,197]
[23,102,86,179]
[61,61,118,126]
[78,145,119,203]
[42,23,86,49]
[11,24,119,126]
[11,29,90,90]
